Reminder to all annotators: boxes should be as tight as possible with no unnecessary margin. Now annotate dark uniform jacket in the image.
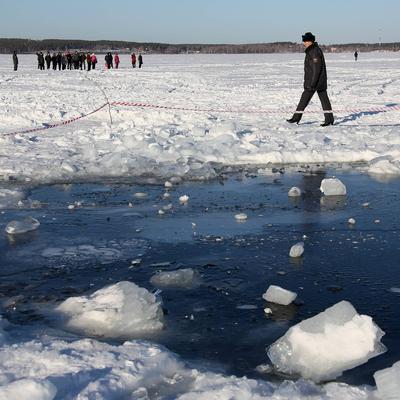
[304,42,327,91]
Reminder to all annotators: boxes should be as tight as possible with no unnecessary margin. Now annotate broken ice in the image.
[374,360,400,400]
[150,268,200,289]
[5,217,40,235]
[289,242,304,258]
[55,281,164,338]
[288,187,302,197]
[263,285,297,306]
[267,301,386,382]
[320,178,347,196]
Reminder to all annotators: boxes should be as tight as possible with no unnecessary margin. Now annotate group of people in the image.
[34,51,98,71]
[12,51,143,71]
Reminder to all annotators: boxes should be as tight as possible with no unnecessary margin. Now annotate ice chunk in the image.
[289,242,304,258]
[164,181,173,188]
[288,187,302,197]
[320,178,347,196]
[235,213,248,221]
[133,192,148,199]
[0,188,25,209]
[5,217,40,235]
[150,268,200,289]
[179,195,189,204]
[268,301,386,382]
[348,218,356,225]
[263,285,297,306]
[374,361,400,400]
[55,281,164,338]
[0,379,57,400]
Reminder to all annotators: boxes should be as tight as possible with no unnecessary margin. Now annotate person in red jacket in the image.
[91,53,98,70]
[131,53,136,68]
[114,53,120,69]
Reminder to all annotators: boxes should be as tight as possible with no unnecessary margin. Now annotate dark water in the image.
[0,169,399,386]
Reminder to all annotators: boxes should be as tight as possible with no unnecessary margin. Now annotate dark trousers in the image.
[295,89,333,121]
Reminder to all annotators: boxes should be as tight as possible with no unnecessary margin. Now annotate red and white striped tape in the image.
[2,103,109,137]
[2,100,400,138]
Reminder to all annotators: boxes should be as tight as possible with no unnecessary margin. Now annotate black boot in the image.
[286,113,302,124]
[321,114,334,127]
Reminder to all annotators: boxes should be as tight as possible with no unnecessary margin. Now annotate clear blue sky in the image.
[0,0,398,44]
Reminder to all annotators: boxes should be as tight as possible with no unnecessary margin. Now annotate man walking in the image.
[287,32,334,127]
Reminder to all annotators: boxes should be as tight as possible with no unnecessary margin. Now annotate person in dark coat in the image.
[66,52,72,70]
[56,52,62,70]
[36,52,45,70]
[51,53,57,70]
[45,52,52,69]
[86,52,92,71]
[354,51,358,61]
[138,54,143,68]
[105,52,113,69]
[287,32,334,126]
[131,53,136,68]
[12,51,18,71]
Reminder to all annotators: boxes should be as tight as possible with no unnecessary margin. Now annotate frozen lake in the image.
[0,53,400,399]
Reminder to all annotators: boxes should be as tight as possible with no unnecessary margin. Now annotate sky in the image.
[0,0,398,44]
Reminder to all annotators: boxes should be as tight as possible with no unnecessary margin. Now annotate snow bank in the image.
[0,333,376,400]
[0,188,25,209]
[1,54,400,185]
[268,301,386,382]
[368,156,400,176]
[320,178,347,196]
[150,268,200,289]
[263,285,297,306]
[0,379,57,400]
[374,361,400,400]
[5,217,40,235]
[55,281,164,338]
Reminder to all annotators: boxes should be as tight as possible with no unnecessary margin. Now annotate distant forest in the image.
[1,38,400,54]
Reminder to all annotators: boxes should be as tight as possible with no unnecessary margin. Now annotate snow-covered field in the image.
[1,53,400,399]
[0,52,400,184]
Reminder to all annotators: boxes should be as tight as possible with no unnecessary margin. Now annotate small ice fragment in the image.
[67,204,75,210]
[362,202,370,208]
[235,213,248,221]
[133,192,148,199]
[128,202,133,208]
[179,195,189,204]
[162,204,173,211]
[348,218,356,225]
[267,301,387,382]
[264,307,273,315]
[131,259,142,266]
[263,285,297,306]
[191,222,196,229]
[158,209,165,215]
[164,181,173,188]
[320,178,347,196]
[389,288,400,294]
[289,242,304,258]
[163,192,171,199]
[374,361,400,400]
[236,304,258,310]
[374,219,381,224]
[255,364,273,374]
[150,268,199,289]
[5,217,40,235]
[288,187,302,197]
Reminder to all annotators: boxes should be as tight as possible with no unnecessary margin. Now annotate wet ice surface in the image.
[0,169,400,388]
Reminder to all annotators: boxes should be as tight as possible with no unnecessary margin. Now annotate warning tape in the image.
[111,101,400,115]
[2,100,400,137]
[2,103,109,137]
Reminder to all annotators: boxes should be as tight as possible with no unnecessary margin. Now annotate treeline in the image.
[1,38,400,54]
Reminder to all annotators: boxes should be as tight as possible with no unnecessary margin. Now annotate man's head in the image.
[302,32,315,48]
